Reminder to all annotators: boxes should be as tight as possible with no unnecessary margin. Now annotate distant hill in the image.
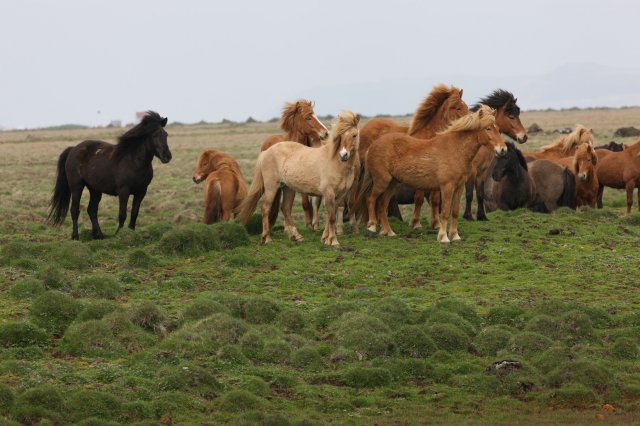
[296,63,640,116]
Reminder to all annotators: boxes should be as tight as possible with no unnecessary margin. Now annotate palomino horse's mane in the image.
[439,105,495,135]
[114,111,166,161]
[541,125,593,154]
[470,89,520,116]
[280,99,314,134]
[330,110,360,156]
[408,84,463,136]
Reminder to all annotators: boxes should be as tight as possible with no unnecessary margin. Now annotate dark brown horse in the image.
[48,111,171,240]
[463,90,527,221]
[483,142,535,212]
[526,159,576,213]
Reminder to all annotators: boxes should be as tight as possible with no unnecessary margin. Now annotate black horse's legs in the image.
[87,189,104,239]
[128,190,147,230]
[476,178,488,221]
[463,178,474,221]
[116,192,130,233]
[70,185,84,240]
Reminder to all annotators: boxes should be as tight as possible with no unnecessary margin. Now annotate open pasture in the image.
[1,107,640,424]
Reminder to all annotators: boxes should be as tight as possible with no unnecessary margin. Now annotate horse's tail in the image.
[268,188,282,228]
[204,180,223,224]
[558,168,577,210]
[47,147,73,226]
[237,158,266,225]
[353,167,374,224]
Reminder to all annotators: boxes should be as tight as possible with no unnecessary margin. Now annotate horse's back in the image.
[359,118,408,159]
[261,134,287,152]
[528,159,570,209]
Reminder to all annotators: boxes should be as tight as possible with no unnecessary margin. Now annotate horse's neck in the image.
[454,132,486,164]
[288,130,311,145]
[411,110,447,139]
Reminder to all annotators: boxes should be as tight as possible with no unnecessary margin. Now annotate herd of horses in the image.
[47,86,640,246]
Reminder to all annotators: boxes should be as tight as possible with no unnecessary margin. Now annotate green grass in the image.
[1,112,640,424]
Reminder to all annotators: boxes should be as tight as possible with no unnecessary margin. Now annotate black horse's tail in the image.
[558,168,577,210]
[47,147,72,225]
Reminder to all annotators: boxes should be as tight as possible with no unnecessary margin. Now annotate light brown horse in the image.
[358,105,507,243]
[524,125,594,160]
[463,90,528,221]
[192,149,247,223]
[596,140,640,214]
[554,144,599,207]
[261,100,329,229]
[238,111,361,246]
[354,84,468,230]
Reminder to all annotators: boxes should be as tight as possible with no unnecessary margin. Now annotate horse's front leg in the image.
[438,185,454,243]
[129,189,147,230]
[70,184,85,240]
[475,174,488,221]
[312,195,322,231]
[321,190,339,246]
[301,194,313,229]
[625,181,635,215]
[462,177,475,221]
[116,191,130,233]
[336,198,345,235]
[411,190,425,229]
[596,184,604,209]
[87,189,104,239]
[282,188,304,242]
[449,184,465,241]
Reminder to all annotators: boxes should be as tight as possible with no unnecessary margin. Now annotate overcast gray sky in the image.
[1,0,638,129]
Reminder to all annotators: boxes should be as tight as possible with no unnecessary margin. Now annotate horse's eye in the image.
[485,127,491,131]
[352,134,357,138]
[509,115,515,120]
[305,116,312,121]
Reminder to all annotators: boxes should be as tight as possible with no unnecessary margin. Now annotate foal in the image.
[554,144,599,207]
[192,149,247,223]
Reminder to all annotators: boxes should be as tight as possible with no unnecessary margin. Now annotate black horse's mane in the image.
[114,111,166,161]
[505,140,528,171]
[470,89,520,116]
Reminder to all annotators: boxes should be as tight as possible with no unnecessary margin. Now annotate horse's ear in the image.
[355,114,361,125]
[591,146,598,165]
[478,107,484,118]
[161,117,168,127]
[295,101,302,112]
[459,89,463,97]
[515,146,528,170]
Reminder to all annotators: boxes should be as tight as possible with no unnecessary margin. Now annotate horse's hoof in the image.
[451,233,461,241]
[437,234,450,243]
[463,214,473,221]
[412,222,422,230]
[93,233,105,240]
[365,229,377,238]
[477,216,488,222]
[294,235,304,242]
[261,236,272,245]
[380,230,396,237]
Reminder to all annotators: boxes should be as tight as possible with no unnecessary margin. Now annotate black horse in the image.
[48,111,171,240]
[483,142,535,212]
[595,141,624,152]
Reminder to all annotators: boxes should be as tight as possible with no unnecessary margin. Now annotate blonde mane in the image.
[280,99,314,133]
[330,110,360,156]
[542,125,593,153]
[439,105,495,135]
[408,84,463,136]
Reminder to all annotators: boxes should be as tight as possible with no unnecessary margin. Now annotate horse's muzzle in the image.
[495,146,508,157]
[319,130,329,140]
[193,175,203,184]
[580,173,588,182]
[517,133,528,144]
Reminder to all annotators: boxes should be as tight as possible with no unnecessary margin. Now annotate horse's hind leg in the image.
[129,189,147,230]
[321,190,339,246]
[379,183,398,237]
[429,191,441,229]
[366,175,391,235]
[116,191,130,233]
[596,185,604,209]
[312,195,322,231]
[411,190,425,229]
[70,184,84,240]
[87,189,104,239]
[282,187,304,242]
[336,198,345,235]
[437,185,454,243]
[475,174,489,221]
[449,185,465,241]
[260,187,278,244]
[625,181,635,215]
[301,194,313,229]
[462,177,474,221]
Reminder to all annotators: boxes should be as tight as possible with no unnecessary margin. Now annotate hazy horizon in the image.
[1,0,639,129]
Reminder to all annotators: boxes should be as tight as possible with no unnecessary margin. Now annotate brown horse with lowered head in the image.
[192,149,247,223]
[239,111,361,246]
[358,105,507,243]
[354,84,469,230]
[554,144,599,207]
[524,125,594,160]
[261,100,329,229]
[596,140,640,214]
[463,89,528,221]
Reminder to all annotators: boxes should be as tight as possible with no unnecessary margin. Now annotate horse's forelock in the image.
[280,99,314,133]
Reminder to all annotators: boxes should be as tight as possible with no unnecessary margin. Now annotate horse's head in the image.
[281,99,329,142]
[152,116,171,163]
[442,87,469,124]
[477,106,507,157]
[193,150,217,183]
[573,144,598,182]
[331,110,360,162]
[492,142,528,181]
[495,99,528,144]
[575,125,594,147]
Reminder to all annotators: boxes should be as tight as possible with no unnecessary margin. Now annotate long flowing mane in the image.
[470,89,520,116]
[541,125,592,154]
[280,99,314,134]
[408,84,463,136]
[114,111,166,161]
[439,105,495,135]
[330,110,360,156]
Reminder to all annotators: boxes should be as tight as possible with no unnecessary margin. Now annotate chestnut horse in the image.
[192,149,247,223]
[595,143,624,208]
[358,105,507,243]
[596,140,640,214]
[463,90,527,221]
[354,84,468,230]
[261,100,329,229]
[524,125,594,160]
[48,111,171,240]
[554,144,599,207]
[238,111,360,246]
[483,142,536,213]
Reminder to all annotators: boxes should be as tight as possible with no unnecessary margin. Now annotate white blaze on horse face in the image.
[339,147,349,161]
[314,115,329,140]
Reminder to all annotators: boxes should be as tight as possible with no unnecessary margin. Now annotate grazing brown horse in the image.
[261,100,329,229]
[596,140,640,214]
[526,159,576,213]
[524,125,593,160]
[483,142,536,212]
[359,105,507,243]
[192,149,247,223]
[463,90,528,221]
[239,111,360,246]
[554,144,599,207]
[354,84,468,230]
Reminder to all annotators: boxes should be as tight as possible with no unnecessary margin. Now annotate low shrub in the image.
[0,321,49,348]
[29,290,82,335]
[428,323,470,352]
[342,367,392,388]
[243,297,280,324]
[219,390,261,412]
[129,301,166,331]
[9,279,45,299]
[473,326,512,356]
[394,325,437,357]
[75,275,122,299]
[158,222,249,255]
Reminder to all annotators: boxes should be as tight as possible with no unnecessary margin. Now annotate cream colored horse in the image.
[238,110,361,246]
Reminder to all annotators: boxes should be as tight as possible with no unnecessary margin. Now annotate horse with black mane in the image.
[483,141,535,212]
[48,111,171,240]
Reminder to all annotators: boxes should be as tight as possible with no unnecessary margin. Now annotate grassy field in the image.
[1,107,640,425]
